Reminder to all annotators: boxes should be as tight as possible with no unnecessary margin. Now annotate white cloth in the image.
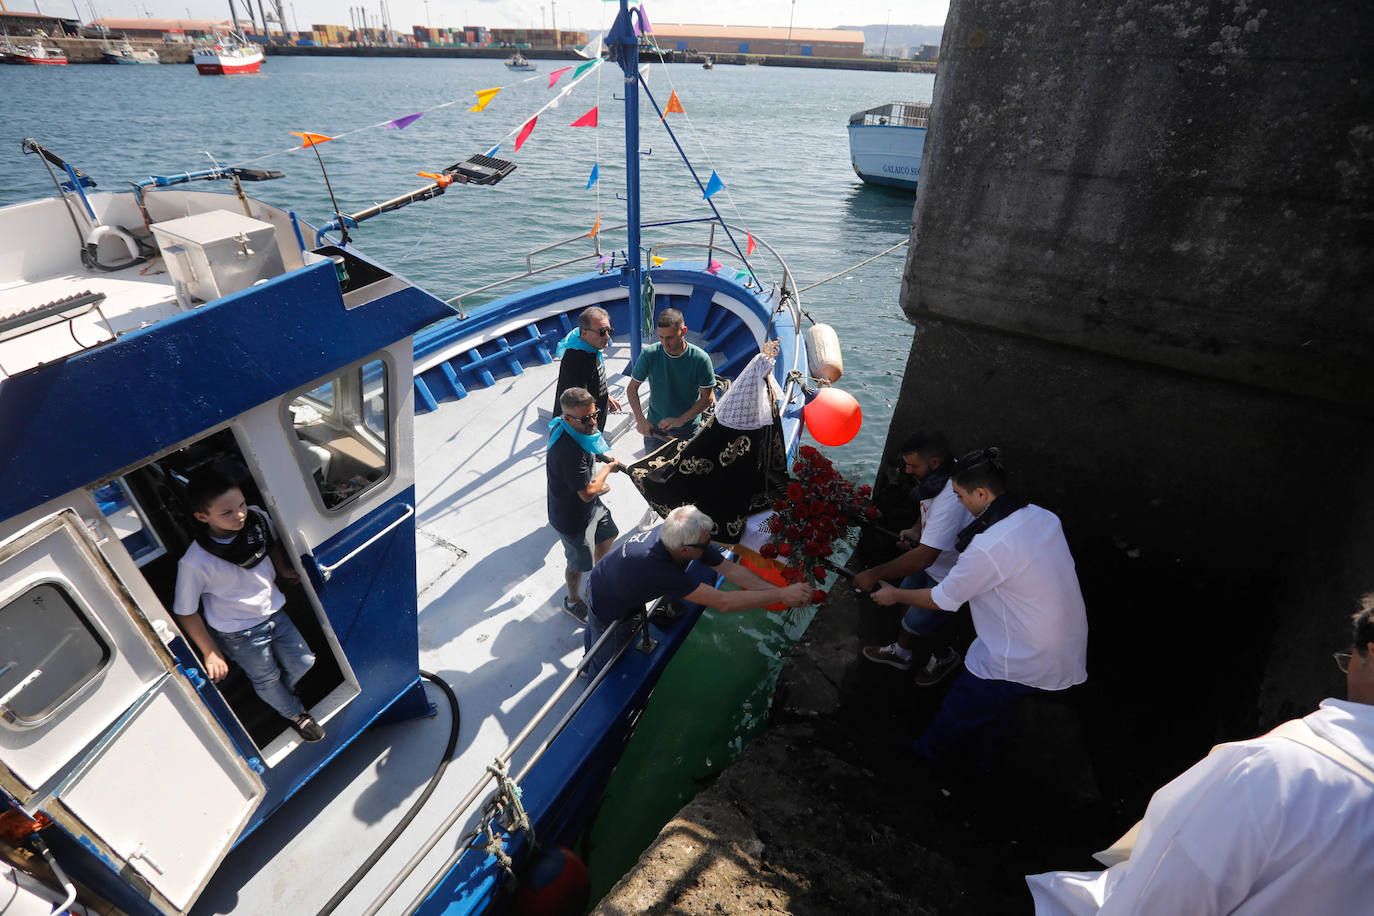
[173,538,285,633]
[712,352,777,431]
[1026,699,1374,915]
[919,478,972,583]
[930,504,1087,690]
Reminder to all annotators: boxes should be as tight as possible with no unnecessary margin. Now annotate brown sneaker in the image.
[862,643,913,671]
[291,712,325,742]
[914,648,962,686]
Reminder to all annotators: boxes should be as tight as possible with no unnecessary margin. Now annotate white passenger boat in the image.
[193,33,263,75]
[504,51,536,71]
[846,100,931,191]
[0,2,813,914]
[101,38,161,64]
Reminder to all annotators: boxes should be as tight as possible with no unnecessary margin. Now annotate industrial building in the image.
[90,18,232,41]
[650,23,864,58]
[487,28,590,49]
[0,10,75,37]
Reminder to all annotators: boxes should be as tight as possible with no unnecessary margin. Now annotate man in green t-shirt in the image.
[627,308,716,452]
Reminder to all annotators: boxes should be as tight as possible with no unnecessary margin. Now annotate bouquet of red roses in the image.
[756,445,876,603]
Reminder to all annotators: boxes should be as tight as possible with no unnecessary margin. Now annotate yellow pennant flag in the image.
[660,90,685,122]
[291,131,333,147]
[588,214,601,238]
[469,87,501,112]
[652,255,665,266]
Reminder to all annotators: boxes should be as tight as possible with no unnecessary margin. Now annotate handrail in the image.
[359,608,653,916]
[315,504,414,581]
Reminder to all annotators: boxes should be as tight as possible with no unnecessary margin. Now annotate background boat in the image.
[504,51,536,70]
[847,100,931,190]
[193,33,263,74]
[4,40,67,65]
[101,38,160,64]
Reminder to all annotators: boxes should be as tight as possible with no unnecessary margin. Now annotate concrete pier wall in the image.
[888,0,1373,782]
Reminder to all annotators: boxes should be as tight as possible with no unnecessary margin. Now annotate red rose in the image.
[766,516,784,533]
[803,541,821,557]
[810,589,828,604]
[786,483,804,502]
[773,499,789,513]
[799,445,820,460]
[859,485,872,497]
[814,567,827,581]
[781,567,803,582]
[784,525,802,539]
[820,543,833,557]
[759,543,778,559]
[777,542,793,557]
[794,504,810,519]
[864,505,879,520]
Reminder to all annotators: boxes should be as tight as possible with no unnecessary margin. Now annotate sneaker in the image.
[291,712,325,743]
[562,596,589,624]
[862,643,913,671]
[914,648,961,687]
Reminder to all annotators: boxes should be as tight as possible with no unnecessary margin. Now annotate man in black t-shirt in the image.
[547,387,621,622]
[553,306,620,432]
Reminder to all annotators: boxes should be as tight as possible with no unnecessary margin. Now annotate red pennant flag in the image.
[291,131,333,147]
[588,214,601,238]
[570,107,598,127]
[660,90,685,122]
[548,65,572,88]
[514,116,537,152]
[746,233,757,255]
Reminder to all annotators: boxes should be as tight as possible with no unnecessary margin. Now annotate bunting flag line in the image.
[735,269,751,281]
[706,260,723,275]
[586,163,599,189]
[514,116,538,151]
[469,87,501,112]
[417,171,453,187]
[588,214,601,238]
[652,255,666,266]
[385,112,423,130]
[596,254,611,268]
[746,232,757,255]
[660,90,685,122]
[573,58,597,79]
[570,107,598,127]
[291,131,333,147]
[703,169,724,199]
[548,66,572,88]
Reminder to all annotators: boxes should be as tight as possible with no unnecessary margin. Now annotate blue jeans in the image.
[913,668,1041,768]
[584,607,637,677]
[899,571,947,636]
[216,610,316,719]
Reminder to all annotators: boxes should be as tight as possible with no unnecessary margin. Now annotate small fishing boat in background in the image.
[847,100,931,191]
[101,38,160,64]
[504,51,536,70]
[702,56,713,69]
[4,39,67,65]
[193,32,263,74]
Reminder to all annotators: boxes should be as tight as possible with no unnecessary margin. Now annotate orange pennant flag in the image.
[292,131,333,148]
[747,233,757,255]
[660,90,685,121]
[469,87,501,112]
[588,214,601,238]
[417,171,453,187]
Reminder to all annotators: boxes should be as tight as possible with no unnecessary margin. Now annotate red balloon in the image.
[803,388,862,446]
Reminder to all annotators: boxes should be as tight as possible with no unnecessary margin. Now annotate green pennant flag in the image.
[573,59,598,78]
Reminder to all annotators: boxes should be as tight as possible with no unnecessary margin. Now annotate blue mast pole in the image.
[609,0,644,366]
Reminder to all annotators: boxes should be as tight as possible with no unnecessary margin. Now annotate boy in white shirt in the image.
[173,470,325,742]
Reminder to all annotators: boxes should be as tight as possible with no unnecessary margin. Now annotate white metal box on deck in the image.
[150,210,285,307]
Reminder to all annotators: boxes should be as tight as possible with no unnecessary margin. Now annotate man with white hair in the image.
[585,505,812,673]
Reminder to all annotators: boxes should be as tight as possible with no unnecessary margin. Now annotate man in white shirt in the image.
[873,448,1088,767]
[854,431,972,684]
[1026,596,1374,914]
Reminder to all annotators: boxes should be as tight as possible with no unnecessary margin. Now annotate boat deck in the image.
[192,344,656,915]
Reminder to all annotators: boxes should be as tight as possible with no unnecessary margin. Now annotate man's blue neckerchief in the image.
[555,327,603,363]
[548,416,610,455]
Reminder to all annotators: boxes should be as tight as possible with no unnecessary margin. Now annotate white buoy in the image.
[805,323,844,383]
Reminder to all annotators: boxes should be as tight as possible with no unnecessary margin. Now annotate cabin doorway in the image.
[89,428,345,751]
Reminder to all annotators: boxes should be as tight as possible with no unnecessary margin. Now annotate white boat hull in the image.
[847,122,926,191]
[193,45,263,74]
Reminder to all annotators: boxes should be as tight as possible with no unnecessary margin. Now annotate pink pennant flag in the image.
[706,260,723,275]
[746,233,757,255]
[385,112,424,130]
[514,116,538,152]
[596,254,611,268]
[570,107,598,127]
[548,66,572,88]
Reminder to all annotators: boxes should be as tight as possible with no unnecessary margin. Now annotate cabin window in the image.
[0,582,112,726]
[90,478,166,566]
[288,359,391,510]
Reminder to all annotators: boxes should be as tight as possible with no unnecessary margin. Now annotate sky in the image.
[32,0,949,34]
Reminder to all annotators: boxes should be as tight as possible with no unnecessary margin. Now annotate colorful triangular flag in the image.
[573,58,597,78]
[291,131,333,147]
[385,112,423,130]
[548,66,572,88]
[735,269,751,281]
[514,116,538,152]
[570,107,598,127]
[660,90,685,122]
[652,255,665,266]
[706,260,723,275]
[469,87,501,112]
[703,170,724,199]
[588,215,601,238]
[746,232,757,255]
[586,163,599,190]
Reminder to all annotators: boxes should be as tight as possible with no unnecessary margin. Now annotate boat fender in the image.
[805,322,844,383]
[513,845,589,916]
[84,224,144,270]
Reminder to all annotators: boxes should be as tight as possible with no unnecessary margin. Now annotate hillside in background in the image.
[837,24,944,57]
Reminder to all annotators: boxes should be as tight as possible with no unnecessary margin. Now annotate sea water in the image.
[0,54,933,900]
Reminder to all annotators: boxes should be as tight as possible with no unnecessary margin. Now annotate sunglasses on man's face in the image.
[592,326,615,337]
[573,411,599,425]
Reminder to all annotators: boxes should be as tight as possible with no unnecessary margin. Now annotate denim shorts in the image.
[898,570,950,636]
[560,503,618,572]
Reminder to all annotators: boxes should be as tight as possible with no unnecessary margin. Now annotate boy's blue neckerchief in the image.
[556,327,603,363]
[548,416,610,455]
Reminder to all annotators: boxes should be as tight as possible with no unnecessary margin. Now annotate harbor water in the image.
[0,55,933,902]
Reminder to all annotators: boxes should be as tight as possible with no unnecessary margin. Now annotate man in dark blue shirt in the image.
[585,505,811,673]
[547,387,621,622]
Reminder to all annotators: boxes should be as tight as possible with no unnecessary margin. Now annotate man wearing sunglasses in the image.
[553,306,621,432]
[627,308,716,452]
[547,387,622,623]
[584,505,812,674]
[1027,595,1374,914]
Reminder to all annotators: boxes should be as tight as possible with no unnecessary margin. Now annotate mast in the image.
[609,0,644,364]
[227,0,242,36]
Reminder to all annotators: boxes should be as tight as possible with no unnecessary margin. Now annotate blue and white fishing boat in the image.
[100,38,161,64]
[0,3,817,914]
[846,100,931,191]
